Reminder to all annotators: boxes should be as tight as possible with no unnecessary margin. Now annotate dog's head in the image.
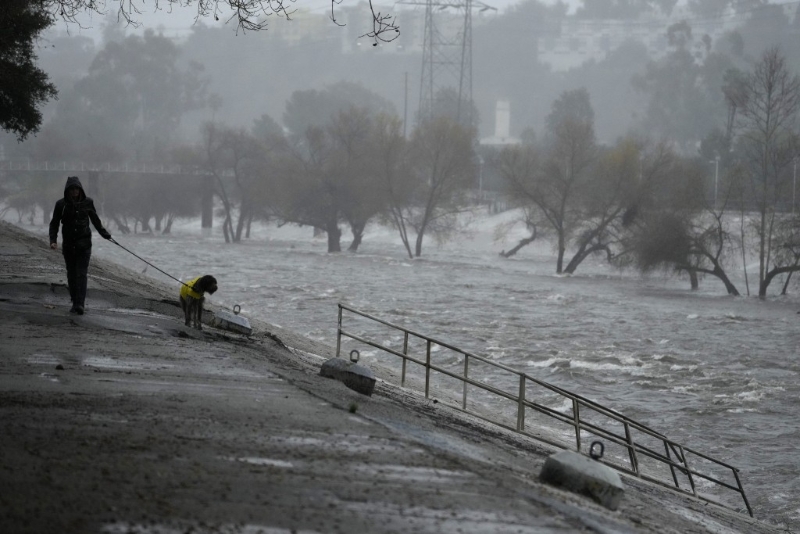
[195,275,218,295]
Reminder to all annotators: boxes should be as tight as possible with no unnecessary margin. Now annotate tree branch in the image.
[44,0,400,39]
[358,0,400,45]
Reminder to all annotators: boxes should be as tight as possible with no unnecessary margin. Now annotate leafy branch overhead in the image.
[44,0,400,41]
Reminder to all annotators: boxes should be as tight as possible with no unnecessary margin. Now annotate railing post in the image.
[462,354,469,410]
[678,445,697,497]
[516,374,526,432]
[336,305,343,358]
[572,398,581,452]
[425,340,431,399]
[665,442,680,488]
[625,422,639,475]
[732,468,753,518]
[401,332,408,387]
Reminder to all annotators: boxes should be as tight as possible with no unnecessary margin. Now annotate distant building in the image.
[267,8,336,45]
[537,5,767,72]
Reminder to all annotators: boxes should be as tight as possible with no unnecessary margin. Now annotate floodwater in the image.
[26,210,800,529]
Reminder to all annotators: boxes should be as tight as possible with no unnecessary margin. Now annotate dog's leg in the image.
[196,297,204,330]
[180,296,191,326]
[190,299,198,329]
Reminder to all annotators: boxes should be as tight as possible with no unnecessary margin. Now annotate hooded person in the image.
[49,176,112,315]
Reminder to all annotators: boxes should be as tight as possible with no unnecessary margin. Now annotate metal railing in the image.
[335,303,753,517]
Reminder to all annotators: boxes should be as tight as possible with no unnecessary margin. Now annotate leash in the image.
[108,237,192,289]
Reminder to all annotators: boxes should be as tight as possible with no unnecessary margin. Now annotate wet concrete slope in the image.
[0,221,782,534]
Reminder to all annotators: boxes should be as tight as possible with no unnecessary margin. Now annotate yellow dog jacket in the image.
[180,276,204,300]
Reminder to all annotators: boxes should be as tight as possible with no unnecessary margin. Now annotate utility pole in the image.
[403,71,409,139]
[477,154,484,199]
[708,155,719,209]
[793,156,797,215]
[714,154,720,210]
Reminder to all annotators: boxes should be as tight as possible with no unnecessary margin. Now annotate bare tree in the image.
[403,117,476,258]
[326,108,384,252]
[496,144,544,258]
[772,216,800,294]
[496,208,541,259]
[373,115,415,258]
[271,127,341,252]
[499,89,597,273]
[271,109,390,253]
[558,137,646,274]
[625,162,742,295]
[200,122,267,243]
[733,47,800,297]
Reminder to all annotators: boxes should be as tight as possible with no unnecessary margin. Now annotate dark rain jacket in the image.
[49,176,110,250]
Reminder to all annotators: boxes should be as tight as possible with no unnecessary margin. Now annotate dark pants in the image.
[63,246,91,308]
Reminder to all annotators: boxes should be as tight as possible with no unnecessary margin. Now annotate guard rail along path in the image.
[335,303,753,518]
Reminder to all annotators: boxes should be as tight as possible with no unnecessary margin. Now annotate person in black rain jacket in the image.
[49,176,112,315]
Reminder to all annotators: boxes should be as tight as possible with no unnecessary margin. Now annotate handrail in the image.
[336,303,753,517]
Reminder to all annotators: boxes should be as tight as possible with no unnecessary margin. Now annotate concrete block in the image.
[211,309,252,335]
[320,358,376,396]
[539,450,625,511]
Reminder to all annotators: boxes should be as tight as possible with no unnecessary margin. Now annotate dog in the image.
[179,275,218,330]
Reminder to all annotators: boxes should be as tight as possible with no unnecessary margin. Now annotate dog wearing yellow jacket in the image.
[180,275,218,330]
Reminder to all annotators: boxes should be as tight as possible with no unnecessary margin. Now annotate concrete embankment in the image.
[0,220,783,534]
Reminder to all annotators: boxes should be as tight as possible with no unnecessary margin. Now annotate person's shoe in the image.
[69,306,79,314]
[75,305,84,315]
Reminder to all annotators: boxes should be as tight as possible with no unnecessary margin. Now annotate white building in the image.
[480,99,520,146]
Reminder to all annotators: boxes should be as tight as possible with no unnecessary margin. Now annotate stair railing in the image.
[336,303,753,517]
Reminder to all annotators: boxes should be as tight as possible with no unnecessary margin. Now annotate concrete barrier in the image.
[320,358,376,396]
[539,449,625,511]
[211,309,252,335]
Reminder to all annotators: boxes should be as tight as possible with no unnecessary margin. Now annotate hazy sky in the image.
[61,0,582,41]
[58,0,792,40]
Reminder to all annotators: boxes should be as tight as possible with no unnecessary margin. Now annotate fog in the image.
[2,0,800,528]
[11,0,798,156]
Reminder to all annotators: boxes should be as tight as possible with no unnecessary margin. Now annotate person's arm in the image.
[86,199,111,240]
[49,200,63,249]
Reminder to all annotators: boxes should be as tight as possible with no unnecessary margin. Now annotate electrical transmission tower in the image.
[401,0,494,126]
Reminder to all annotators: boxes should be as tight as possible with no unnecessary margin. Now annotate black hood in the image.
[64,176,86,201]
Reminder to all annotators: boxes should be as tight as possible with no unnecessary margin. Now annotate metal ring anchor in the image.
[233,304,241,315]
[349,350,360,363]
[589,441,605,460]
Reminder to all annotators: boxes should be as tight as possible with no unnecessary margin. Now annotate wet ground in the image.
[0,221,788,534]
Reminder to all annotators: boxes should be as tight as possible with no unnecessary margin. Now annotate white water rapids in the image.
[20,209,800,529]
